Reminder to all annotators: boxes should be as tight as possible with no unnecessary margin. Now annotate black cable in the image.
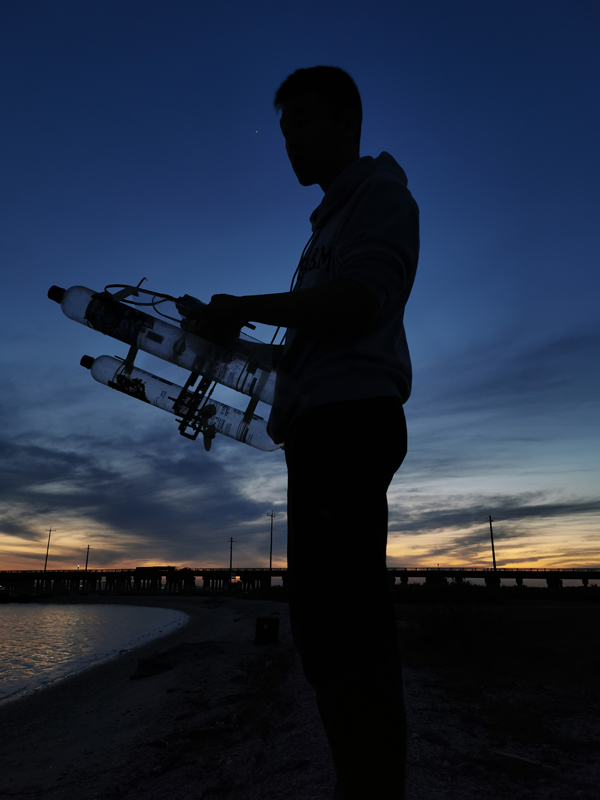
[103,284,186,323]
[268,231,314,347]
[105,232,314,349]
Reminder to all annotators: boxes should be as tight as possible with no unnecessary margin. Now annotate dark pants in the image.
[285,397,407,800]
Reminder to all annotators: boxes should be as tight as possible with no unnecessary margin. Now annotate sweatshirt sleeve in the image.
[334,175,419,308]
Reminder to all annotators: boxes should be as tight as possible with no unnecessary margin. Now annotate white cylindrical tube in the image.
[49,285,277,405]
[82,355,280,452]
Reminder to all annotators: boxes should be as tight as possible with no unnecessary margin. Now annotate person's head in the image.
[274,66,362,192]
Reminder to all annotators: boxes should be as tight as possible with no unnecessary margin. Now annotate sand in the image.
[0,595,336,800]
[1,596,599,800]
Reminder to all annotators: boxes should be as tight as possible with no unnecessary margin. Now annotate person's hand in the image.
[189,294,248,348]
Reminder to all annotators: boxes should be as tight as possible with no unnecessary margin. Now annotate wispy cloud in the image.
[0,419,288,568]
[1,321,598,569]
[386,487,600,567]
[388,489,600,535]
[429,330,597,411]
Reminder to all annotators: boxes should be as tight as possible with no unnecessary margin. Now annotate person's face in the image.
[279,93,353,189]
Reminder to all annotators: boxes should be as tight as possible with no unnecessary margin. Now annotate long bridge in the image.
[1,566,598,597]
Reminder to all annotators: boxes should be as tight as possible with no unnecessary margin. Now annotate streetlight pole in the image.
[44,528,55,572]
[267,511,275,571]
[489,515,497,571]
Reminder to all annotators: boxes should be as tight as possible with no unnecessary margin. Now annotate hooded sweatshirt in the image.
[267,151,419,444]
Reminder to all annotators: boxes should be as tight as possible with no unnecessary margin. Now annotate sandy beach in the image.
[1,596,599,799]
[0,595,337,800]
[0,596,299,797]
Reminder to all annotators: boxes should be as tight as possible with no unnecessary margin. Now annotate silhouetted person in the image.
[194,66,419,800]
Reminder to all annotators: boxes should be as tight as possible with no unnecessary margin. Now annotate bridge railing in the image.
[1,566,599,575]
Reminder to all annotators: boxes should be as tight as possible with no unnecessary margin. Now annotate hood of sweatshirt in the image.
[309,151,409,233]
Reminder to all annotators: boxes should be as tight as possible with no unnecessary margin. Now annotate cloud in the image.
[1,315,598,569]
[399,330,600,490]
[388,488,600,535]
[413,330,600,419]
[0,418,288,567]
[385,486,600,568]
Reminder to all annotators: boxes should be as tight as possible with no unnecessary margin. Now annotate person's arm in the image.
[192,281,380,345]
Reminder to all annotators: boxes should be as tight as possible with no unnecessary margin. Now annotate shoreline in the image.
[0,595,300,800]
[0,598,191,708]
[2,597,598,798]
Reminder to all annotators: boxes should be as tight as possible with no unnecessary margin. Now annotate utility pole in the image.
[488,515,497,571]
[85,545,90,572]
[267,511,275,571]
[229,537,236,571]
[44,528,56,572]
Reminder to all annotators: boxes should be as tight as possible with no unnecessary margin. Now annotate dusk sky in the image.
[1,0,599,573]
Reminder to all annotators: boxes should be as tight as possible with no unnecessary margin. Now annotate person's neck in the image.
[319,152,360,193]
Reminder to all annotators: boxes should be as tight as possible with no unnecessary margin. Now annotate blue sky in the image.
[1,0,599,571]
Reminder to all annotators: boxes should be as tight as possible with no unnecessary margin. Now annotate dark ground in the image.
[0,590,599,799]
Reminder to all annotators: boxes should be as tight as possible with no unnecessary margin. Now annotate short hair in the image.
[274,66,362,136]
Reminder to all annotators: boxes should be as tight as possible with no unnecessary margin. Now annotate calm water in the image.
[0,603,189,705]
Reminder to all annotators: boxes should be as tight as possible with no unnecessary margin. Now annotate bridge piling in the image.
[485,574,501,590]
[1,566,598,598]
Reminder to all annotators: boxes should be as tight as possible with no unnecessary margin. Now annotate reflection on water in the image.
[0,604,188,705]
